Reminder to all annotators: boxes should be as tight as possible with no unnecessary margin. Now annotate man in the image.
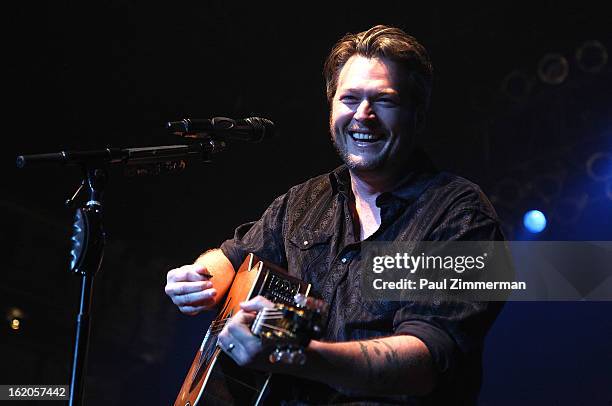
[165,25,504,404]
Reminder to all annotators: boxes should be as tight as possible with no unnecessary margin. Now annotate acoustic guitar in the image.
[174,253,326,406]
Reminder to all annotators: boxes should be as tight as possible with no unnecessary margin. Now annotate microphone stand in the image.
[67,167,106,406]
[16,140,226,406]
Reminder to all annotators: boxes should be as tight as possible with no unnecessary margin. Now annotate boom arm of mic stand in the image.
[16,140,227,169]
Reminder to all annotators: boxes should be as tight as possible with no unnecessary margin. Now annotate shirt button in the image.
[341,257,348,264]
[303,240,309,246]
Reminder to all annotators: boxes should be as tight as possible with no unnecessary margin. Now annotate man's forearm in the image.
[279,335,436,396]
[194,249,235,275]
[193,249,236,305]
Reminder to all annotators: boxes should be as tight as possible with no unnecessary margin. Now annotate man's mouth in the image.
[348,131,385,143]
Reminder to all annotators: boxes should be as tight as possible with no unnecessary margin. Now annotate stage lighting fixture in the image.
[537,53,569,85]
[6,307,25,332]
[586,152,612,181]
[576,40,608,73]
[500,70,534,101]
[523,210,547,233]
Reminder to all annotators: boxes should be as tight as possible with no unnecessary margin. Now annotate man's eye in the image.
[340,96,358,103]
[378,98,397,105]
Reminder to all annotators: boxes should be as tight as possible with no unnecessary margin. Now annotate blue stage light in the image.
[523,210,547,233]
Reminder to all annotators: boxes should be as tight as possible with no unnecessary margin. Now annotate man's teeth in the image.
[350,132,381,141]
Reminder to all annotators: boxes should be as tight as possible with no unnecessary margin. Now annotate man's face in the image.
[330,55,418,178]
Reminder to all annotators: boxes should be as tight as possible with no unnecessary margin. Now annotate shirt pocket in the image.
[287,229,332,281]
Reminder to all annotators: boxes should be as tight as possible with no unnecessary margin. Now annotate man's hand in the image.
[165,264,217,315]
[216,294,435,396]
[217,296,275,368]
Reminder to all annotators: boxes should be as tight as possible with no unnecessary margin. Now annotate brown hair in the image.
[324,25,433,109]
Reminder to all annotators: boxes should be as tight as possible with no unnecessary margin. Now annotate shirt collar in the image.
[329,147,438,205]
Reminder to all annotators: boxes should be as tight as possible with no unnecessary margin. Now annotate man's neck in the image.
[349,163,411,200]
[349,169,407,241]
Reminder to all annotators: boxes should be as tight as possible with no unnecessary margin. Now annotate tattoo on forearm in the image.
[373,339,404,386]
[358,342,374,380]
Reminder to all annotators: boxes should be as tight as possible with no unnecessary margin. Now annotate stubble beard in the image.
[330,127,388,173]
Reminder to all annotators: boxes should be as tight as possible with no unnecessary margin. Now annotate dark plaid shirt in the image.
[221,153,504,405]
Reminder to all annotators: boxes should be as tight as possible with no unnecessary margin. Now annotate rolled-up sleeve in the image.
[392,202,508,386]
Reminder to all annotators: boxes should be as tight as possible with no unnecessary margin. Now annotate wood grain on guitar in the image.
[174,253,326,406]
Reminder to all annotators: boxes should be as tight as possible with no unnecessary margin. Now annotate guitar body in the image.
[174,254,312,406]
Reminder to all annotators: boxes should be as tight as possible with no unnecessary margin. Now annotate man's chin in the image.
[343,155,384,173]
[333,143,386,172]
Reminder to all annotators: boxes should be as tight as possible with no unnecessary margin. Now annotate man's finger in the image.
[182,265,212,282]
[219,320,257,366]
[194,264,213,277]
[226,310,257,340]
[172,289,217,306]
[232,310,257,325]
[168,265,209,283]
[179,305,207,315]
[240,295,275,312]
[165,281,212,296]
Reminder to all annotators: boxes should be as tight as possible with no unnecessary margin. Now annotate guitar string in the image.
[209,322,294,337]
[208,311,285,331]
[209,314,285,332]
[197,309,299,370]
[209,310,284,329]
[192,313,302,381]
[193,315,307,391]
[208,319,287,336]
[256,322,292,335]
[194,319,298,381]
[208,317,292,336]
[192,344,220,382]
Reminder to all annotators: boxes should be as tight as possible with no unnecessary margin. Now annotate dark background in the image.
[2,1,611,405]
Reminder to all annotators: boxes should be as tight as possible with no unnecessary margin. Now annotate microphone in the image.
[166,116,275,143]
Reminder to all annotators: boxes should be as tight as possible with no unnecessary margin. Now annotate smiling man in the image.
[330,52,426,241]
[165,25,505,404]
[331,54,420,180]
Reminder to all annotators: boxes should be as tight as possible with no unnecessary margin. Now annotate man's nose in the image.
[354,99,375,121]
